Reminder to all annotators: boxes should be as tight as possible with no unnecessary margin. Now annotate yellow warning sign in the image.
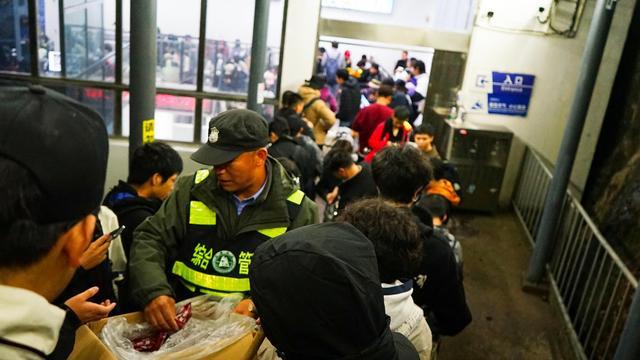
[142,119,155,144]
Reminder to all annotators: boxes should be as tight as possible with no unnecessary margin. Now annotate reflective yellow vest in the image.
[171,169,304,297]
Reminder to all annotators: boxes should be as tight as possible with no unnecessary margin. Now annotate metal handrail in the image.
[568,196,638,288]
[513,146,638,360]
[523,148,637,289]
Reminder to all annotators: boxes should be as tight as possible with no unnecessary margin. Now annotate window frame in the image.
[1,0,287,144]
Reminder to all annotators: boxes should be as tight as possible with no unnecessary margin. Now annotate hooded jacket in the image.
[103,181,163,257]
[299,85,337,145]
[268,136,316,197]
[250,223,419,360]
[128,158,318,308]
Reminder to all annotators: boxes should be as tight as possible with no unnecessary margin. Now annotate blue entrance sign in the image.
[487,72,535,117]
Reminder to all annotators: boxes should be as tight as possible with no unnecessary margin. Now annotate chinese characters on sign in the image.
[191,243,213,270]
[487,72,535,117]
[142,119,155,143]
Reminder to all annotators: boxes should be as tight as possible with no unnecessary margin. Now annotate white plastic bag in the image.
[100,294,255,360]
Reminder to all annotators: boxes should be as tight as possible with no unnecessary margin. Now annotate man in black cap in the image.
[250,222,419,360]
[129,109,318,331]
[0,85,112,358]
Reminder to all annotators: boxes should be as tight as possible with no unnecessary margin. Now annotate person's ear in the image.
[151,172,163,186]
[61,214,96,268]
[412,186,424,203]
[255,148,268,166]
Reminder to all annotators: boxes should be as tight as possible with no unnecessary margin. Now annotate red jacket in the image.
[364,120,412,163]
[352,103,394,152]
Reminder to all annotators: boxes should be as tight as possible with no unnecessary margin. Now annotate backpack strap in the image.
[302,97,322,115]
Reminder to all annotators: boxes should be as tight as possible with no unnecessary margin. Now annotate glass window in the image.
[122,92,196,142]
[39,1,116,79]
[155,0,201,89]
[47,85,115,134]
[203,0,284,97]
[122,0,202,88]
[62,0,116,81]
[0,0,31,73]
[38,0,62,76]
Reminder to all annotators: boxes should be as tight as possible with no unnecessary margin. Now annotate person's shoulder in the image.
[423,228,456,259]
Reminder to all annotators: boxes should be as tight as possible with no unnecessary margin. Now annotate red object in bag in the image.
[132,303,193,352]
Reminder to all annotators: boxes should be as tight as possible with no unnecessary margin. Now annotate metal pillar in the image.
[614,289,640,359]
[247,0,270,112]
[525,0,618,283]
[129,0,157,160]
[27,0,39,77]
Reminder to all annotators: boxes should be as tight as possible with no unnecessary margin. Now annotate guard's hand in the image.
[64,287,116,323]
[80,233,111,270]
[144,295,178,331]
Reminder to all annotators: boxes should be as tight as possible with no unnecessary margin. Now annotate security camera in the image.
[487,11,494,18]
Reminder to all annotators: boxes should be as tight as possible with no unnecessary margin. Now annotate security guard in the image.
[129,109,318,330]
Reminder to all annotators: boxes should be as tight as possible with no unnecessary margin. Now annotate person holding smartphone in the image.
[54,209,123,308]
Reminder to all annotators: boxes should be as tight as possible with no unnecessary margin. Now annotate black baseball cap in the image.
[0,85,109,224]
[191,109,269,166]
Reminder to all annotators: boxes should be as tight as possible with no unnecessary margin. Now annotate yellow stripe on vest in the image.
[287,189,305,205]
[172,261,250,292]
[194,169,210,184]
[179,279,233,298]
[257,227,287,238]
[189,201,216,225]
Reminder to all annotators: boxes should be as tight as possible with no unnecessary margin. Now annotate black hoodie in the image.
[250,223,418,360]
[103,180,162,257]
[337,77,361,127]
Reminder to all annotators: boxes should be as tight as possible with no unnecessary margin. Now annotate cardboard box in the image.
[68,311,261,360]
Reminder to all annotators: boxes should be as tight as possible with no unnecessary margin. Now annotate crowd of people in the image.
[0,44,469,358]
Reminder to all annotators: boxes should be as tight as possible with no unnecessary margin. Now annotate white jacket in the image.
[382,280,433,360]
[0,285,66,359]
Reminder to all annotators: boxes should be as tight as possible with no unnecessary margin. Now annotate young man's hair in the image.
[269,117,291,138]
[413,60,426,74]
[281,90,303,109]
[381,78,395,87]
[414,123,435,136]
[331,139,354,153]
[127,142,183,185]
[336,68,350,81]
[324,149,355,174]
[0,156,71,268]
[338,198,422,283]
[285,116,304,136]
[370,63,379,71]
[371,145,433,204]
[417,194,450,222]
[331,41,339,49]
[394,106,410,121]
[377,84,394,99]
